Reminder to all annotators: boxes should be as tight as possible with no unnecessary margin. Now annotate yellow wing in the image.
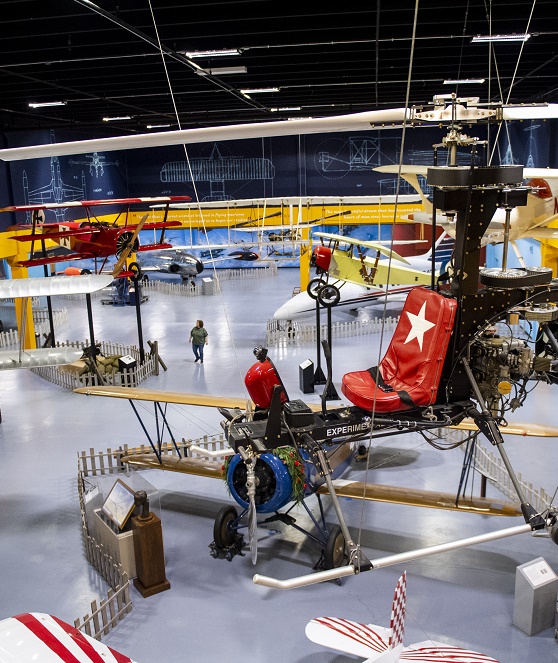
[74,385,251,409]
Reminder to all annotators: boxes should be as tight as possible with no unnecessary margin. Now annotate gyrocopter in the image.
[8,94,558,589]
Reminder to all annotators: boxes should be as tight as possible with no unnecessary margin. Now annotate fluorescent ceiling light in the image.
[147,124,171,129]
[472,33,531,43]
[199,66,247,75]
[102,115,132,122]
[29,101,66,108]
[184,49,241,58]
[240,87,279,94]
[443,78,485,84]
[270,106,301,112]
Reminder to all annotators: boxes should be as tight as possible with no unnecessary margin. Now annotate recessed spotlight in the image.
[443,79,486,84]
[102,116,132,122]
[472,34,531,43]
[28,101,67,108]
[184,49,241,58]
[240,88,280,94]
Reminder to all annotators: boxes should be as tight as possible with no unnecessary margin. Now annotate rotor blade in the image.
[112,213,148,276]
[0,109,411,161]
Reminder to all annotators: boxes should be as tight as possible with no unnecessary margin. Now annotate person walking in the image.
[189,319,208,363]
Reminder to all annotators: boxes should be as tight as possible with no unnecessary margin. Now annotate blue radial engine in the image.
[226,452,301,513]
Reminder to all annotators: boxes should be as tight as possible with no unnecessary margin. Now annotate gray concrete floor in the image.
[0,267,557,662]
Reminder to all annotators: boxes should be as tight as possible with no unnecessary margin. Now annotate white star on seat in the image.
[404,301,435,351]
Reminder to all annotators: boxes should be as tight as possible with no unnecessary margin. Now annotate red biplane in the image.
[2,196,191,274]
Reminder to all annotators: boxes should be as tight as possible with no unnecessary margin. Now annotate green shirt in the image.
[190,327,208,344]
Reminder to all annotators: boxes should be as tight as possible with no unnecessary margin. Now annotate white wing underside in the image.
[0,275,113,298]
[305,618,499,663]
[0,348,83,370]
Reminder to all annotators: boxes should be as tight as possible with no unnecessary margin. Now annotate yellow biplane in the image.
[307,231,437,307]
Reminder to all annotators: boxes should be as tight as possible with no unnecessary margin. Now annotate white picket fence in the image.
[32,339,157,389]
[73,583,132,641]
[266,315,400,346]
[76,461,133,640]
[446,428,556,514]
[0,307,68,348]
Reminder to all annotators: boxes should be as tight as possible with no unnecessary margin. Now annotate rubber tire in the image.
[213,505,238,548]
[307,277,326,300]
[317,284,341,308]
[324,525,348,569]
[128,261,142,278]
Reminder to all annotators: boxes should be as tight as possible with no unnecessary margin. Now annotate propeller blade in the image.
[245,457,258,565]
[112,213,148,276]
[248,494,258,565]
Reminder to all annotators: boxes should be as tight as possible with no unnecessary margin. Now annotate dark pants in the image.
[193,344,204,361]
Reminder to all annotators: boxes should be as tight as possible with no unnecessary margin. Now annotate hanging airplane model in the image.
[2,196,192,274]
[0,273,113,370]
[272,232,454,319]
[0,612,137,663]
[374,164,558,264]
[137,246,260,282]
[306,571,499,662]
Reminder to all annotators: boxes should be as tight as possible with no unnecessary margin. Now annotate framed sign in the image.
[101,479,136,530]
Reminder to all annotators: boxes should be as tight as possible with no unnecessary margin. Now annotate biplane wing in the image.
[312,231,411,264]
[74,385,252,409]
[73,385,542,518]
[0,195,192,213]
[0,347,84,370]
[118,450,521,517]
[0,274,113,298]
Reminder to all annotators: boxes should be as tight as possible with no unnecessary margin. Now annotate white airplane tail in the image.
[387,571,406,648]
[305,573,408,662]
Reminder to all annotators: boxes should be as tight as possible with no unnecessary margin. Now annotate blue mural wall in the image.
[1,120,557,272]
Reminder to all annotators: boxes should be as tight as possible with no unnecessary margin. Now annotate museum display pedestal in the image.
[94,509,136,577]
[513,557,558,635]
[132,510,171,598]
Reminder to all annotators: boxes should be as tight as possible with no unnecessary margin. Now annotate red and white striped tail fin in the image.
[388,572,407,649]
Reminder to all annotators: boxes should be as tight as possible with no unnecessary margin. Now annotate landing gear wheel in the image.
[213,505,238,548]
[128,261,141,278]
[324,525,349,569]
[307,277,326,300]
[317,284,340,308]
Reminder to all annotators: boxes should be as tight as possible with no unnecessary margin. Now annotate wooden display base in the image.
[132,512,170,598]
[133,575,170,598]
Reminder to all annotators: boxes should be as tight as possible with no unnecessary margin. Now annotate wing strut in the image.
[461,356,545,530]
[128,399,182,463]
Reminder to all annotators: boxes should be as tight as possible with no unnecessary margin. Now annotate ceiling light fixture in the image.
[472,33,531,43]
[147,124,171,129]
[198,66,247,76]
[240,87,279,94]
[28,101,66,108]
[184,48,241,58]
[443,78,485,84]
[103,115,132,122]
[270,106,301,112]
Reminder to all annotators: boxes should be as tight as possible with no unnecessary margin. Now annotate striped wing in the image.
[401,641,499,662]
[305,617,390,659]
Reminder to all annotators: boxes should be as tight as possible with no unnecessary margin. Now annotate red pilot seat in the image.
[341,287,457,412]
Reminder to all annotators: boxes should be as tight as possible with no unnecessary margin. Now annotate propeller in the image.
[111,213,148,276]
[239,446,258,564]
